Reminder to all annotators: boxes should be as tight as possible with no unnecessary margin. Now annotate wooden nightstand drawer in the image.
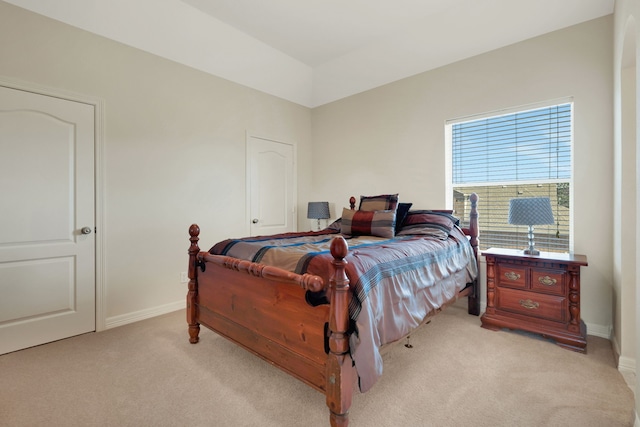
[531,269,565,295]
[496,288,567,323]
[496,265,527,289]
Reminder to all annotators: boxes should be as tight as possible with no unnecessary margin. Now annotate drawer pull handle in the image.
[505,271,521,281]
[538,276,557,286]
[519,299,539,310]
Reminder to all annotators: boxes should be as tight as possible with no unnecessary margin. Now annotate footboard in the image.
[187,225,355,426]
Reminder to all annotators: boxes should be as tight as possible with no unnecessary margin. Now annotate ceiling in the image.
[4,0,615,107]
[183,0,467,67]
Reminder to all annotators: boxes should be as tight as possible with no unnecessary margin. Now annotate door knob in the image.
[81,227,92,235]
[252,219,259,224]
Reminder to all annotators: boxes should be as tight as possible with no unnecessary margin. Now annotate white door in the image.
[0,85,95,355]
[247,135,295,236]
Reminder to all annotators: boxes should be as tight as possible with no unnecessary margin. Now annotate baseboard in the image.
[612,334,622,361]
[609,333,637,396]
[105,300,184,329]
[619,356,637,373]
[619,355,637,395]
[585,321,611,339]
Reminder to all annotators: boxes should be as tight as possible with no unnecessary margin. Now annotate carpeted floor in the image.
[0,300,634,426]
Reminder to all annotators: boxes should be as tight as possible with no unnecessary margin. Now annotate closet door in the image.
[247,135,295,236]
[0,85,95,354]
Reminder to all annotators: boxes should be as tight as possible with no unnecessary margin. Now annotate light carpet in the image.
[0,301,634,426]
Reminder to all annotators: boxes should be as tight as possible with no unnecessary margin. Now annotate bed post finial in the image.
[187,224,201,344]
[326,235,354,427]
[349,196,356,210]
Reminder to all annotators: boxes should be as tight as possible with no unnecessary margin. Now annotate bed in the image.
[186,193,479,426]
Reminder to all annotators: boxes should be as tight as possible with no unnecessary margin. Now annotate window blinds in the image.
[451,103,572,253]
[452,103,571,185]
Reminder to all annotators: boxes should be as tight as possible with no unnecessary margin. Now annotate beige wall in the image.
[312,17,614,332]
[0,2,313,325]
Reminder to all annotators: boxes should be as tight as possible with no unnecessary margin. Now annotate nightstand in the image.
[480,248,588,353]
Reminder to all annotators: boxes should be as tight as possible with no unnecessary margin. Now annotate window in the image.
[448,102,572,253]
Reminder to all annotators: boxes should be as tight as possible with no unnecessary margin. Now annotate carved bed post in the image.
[187,224,201,344]
[467,193,479,259]
[326,236,354,427]
[467,193,480,316]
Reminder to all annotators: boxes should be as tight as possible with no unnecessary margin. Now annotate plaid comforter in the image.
[210,226,478,392]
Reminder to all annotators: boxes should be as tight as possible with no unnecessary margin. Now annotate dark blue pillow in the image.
[395,203,413,233]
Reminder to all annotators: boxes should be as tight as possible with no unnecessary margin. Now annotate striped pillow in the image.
[396,210,457,240]
[359,194,399,212]
[340,208,396,238]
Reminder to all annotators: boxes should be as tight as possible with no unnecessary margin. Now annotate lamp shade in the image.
[307,201,330,220]
[508,197,555,226]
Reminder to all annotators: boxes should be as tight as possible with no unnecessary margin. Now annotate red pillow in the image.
[340,208,396,238]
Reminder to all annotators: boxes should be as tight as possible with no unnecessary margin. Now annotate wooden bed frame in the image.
[186,193,479,426]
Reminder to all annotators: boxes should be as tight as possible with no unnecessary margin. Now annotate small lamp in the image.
[307,201,330,231]
[508,197,555,256]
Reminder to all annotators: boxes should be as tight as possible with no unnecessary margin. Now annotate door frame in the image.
[0,75,106,332]
[245,131,297,236]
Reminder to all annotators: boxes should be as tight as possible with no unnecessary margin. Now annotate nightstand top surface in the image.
[482,247,587,266]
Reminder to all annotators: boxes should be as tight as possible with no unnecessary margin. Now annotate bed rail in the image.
[200,252,325,292]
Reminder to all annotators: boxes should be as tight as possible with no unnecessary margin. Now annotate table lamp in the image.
[508,197,555,255]
[307,201,330,231]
